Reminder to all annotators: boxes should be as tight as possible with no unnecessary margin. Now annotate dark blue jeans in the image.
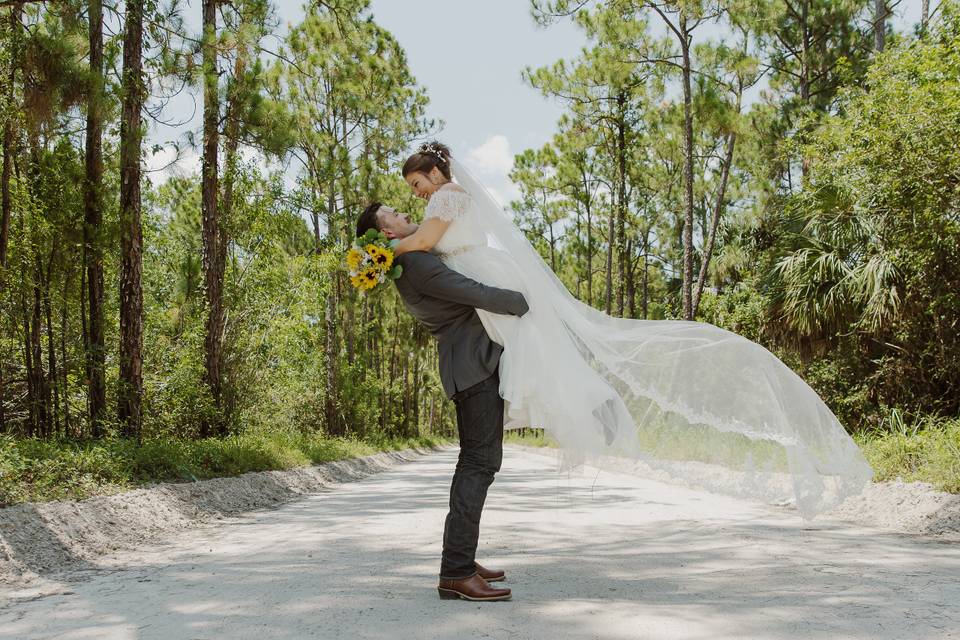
[439,372,504,580]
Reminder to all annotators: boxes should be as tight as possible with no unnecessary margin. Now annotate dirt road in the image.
[2,446,958,639]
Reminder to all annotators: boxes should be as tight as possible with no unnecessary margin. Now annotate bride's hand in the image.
[392,218,452,256]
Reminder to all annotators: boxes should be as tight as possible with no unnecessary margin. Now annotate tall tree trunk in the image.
[412,326,422,436]
[626,239,636,318]
[401,349,409,436]
[78,252,89,429]
[322,111,343,436]
[325,284,340,432]
[0,5,17,269]
[585,187,593,305]
[605,208,614,315]
[615,92,627,317]
[922,0,930,29]
[382,305,399,432]
[201,0,224,437]
[41,254,59,433]
[118,0,145,439]
[20,282,34,435]
[692,132,736,316]
[0,5,18,434]
[345,294,355,366]
[84,0,106,436]
[679,13,695,321]
[31,261,48,437]
[339,112,356,371]
[60,271,71,435]
[324,198,340,437]
[641,233,649,320]
[799,0,811,177]
[874,0,887,51]
[217,38,249,430]
[547,212,557,273]
[799,0,810,104]
[574,208,582,299]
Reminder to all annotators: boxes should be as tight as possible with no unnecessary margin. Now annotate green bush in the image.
[0,431,448,506]
[857,416,960,493]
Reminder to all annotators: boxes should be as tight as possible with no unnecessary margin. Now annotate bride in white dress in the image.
[392,141,872,518]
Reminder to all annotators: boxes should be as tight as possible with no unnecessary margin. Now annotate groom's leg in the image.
[439,373,504,580]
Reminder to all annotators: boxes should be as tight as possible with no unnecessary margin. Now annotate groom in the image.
[357,202,527,602]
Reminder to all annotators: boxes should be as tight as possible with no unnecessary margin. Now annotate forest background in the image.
[0,0,957,505]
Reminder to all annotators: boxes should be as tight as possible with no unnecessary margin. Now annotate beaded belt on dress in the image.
[436,244,481,258]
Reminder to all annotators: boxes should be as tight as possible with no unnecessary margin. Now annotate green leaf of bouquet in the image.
[389,264,403,280]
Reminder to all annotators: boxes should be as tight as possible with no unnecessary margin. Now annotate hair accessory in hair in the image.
[418,143,447,163]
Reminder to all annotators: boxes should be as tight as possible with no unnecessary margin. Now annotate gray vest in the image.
[393,252,528,398]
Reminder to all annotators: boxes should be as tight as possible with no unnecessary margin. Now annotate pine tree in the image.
[118,0,146,437]
[83,0,106,435]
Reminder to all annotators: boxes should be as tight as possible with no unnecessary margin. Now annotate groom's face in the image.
[377,206,418,239]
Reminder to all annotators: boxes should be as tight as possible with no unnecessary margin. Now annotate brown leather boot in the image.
[438,574,512,601]
[475,562,506,582]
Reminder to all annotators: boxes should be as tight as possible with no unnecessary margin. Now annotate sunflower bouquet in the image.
[346,229,403,293]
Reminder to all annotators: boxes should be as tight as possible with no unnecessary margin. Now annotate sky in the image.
[146,0,934,206]
[366,0,592,204]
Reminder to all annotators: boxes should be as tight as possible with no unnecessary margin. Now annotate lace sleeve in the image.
[424,188,472,222]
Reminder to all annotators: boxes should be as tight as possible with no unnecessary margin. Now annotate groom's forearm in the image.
[420,266,528,317]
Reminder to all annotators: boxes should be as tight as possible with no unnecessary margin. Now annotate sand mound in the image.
[0,447,435,587]
[824,478,960,538]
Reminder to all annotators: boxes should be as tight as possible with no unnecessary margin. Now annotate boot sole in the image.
[438,587,512,601]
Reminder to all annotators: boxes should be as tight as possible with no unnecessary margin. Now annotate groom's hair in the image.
[356,201,383,237]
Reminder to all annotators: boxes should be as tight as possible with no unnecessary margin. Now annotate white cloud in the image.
[145,144,200,183]
[144,142,270,186]
[463,134,522,207]
[465,134,514,176]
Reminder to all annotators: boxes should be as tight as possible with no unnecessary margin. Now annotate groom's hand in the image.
[512,293,529,318]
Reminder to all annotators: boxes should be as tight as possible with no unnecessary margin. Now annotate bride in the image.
[391,141,872,518]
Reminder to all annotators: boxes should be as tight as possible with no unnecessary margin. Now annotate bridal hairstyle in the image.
[402,141,453,180]
[356,201,383,237]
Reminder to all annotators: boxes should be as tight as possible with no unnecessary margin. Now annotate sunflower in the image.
[358,267,380,291]
[369,246,394,270]
[346,248,365,273]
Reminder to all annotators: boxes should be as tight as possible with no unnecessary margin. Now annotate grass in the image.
[855,415,960,493]
[503,428,554,448]
[5,415,958,507]
[0,430,450,507]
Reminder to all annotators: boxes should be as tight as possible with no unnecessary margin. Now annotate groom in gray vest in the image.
[357,202,526,602]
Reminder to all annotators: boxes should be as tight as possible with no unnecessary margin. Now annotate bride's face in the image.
[405,167,447,200]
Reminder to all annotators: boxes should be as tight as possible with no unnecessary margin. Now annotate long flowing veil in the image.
[449,157,872,518]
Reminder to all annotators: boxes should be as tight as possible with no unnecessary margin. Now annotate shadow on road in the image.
[2,447,958,640]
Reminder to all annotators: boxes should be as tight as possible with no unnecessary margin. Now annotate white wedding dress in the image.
[424,158,872,518]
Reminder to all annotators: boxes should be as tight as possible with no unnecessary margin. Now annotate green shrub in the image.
[0,431,449,506]
[857,416,960,493]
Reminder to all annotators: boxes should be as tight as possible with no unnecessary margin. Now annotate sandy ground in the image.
[0,448,435,587]
[1,446,958,640]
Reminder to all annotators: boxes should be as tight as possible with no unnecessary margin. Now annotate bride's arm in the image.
[392,218,451,255]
